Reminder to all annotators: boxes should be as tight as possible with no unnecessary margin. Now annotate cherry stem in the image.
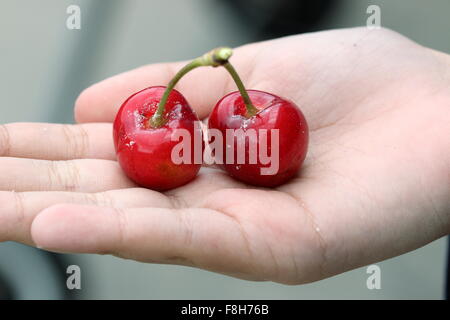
[149,47,233,128]
[222,62,259,118]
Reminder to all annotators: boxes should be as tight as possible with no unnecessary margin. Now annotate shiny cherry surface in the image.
[208,90,308,187]
[113,86,201,191]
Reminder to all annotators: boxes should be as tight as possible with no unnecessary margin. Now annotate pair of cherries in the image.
[113,48,309,191]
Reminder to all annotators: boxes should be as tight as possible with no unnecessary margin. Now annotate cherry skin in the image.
[113,86,202,191]
[208,90,309,187]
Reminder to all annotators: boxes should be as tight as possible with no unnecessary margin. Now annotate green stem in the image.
[149,47,233,128]
[222,62,259,118]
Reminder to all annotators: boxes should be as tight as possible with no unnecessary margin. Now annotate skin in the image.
[0,28,449,284]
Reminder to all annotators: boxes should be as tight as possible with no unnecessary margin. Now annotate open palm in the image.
[1,28,449,284]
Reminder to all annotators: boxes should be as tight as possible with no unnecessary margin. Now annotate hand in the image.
[1,28,449,284]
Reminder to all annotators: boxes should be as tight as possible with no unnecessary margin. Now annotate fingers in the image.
[0,122,115,160]
[31,204,254,278]
[0,157,135,192]
[0,188,172,244]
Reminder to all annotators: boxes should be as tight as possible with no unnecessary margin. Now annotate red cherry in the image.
[113,86,202,191]
[112,48,234,191]
[208,90,308,187]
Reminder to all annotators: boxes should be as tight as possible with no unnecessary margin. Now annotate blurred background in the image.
[0,0,449,299]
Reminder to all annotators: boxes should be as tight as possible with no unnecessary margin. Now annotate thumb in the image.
[31,203,253,277]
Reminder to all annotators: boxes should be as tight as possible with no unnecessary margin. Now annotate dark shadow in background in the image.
[0,272,14,300]
[0,245,85,300]
[219,0,338,40]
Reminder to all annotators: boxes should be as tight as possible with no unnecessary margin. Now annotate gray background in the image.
[0,0,449,299]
